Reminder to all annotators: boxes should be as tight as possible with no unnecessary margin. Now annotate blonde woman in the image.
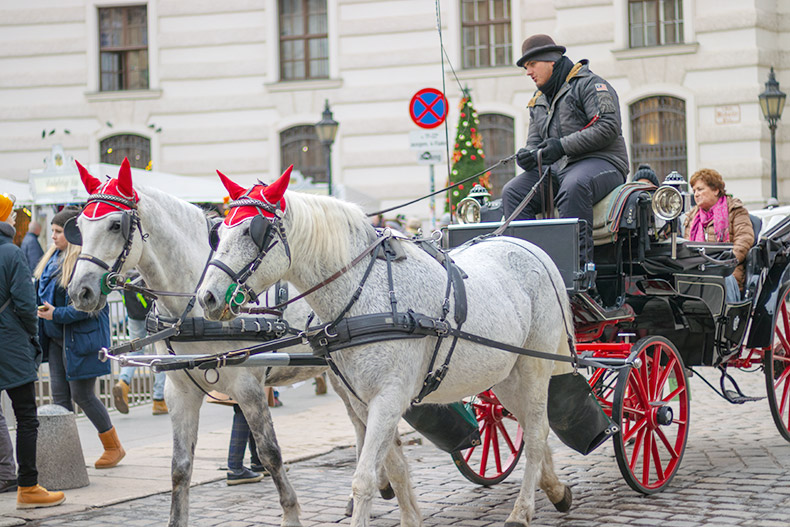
[34,207,125,469]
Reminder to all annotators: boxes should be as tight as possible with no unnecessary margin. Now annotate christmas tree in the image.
[447,88,490,213]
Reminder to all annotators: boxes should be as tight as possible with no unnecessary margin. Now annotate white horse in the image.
[65,160,396,527]
[196,169,575,527]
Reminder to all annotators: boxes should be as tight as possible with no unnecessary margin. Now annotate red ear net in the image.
[75,160,102,194]
[116,158,135,198]
[216,170,247,201]
[263,165,293,204]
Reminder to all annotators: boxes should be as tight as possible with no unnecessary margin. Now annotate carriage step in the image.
[722,389,764,405]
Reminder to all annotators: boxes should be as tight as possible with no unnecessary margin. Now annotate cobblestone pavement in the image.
[28,370,790,527]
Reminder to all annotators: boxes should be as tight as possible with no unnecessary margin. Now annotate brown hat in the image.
[516,34,566,68]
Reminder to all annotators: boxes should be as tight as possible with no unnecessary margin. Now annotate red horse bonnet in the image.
[76,158,139,219]
[218,166,292,227]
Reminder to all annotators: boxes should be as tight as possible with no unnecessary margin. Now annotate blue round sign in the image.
[409,88,448,129]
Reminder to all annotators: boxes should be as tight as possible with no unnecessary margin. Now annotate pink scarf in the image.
[689,195,729,242]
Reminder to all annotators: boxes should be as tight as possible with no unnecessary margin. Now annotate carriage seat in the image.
[591,182,655,246]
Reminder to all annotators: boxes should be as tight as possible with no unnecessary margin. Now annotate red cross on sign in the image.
[409,88,448,129]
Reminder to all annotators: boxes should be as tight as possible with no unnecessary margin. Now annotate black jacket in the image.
[0,222,40,391]
[526,60,629,177]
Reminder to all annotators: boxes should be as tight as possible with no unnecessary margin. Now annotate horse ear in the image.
[75,160,102,194]
[116,157,134,198]
[263,165,292,204]
[216,170,246,200]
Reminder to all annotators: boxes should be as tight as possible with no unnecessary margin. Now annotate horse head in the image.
[67,158,146,312]
[198,166,293,321]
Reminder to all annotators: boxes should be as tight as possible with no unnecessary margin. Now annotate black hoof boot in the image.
[379,483,395,500]
[552,485,573,513]
[344,497,353,517]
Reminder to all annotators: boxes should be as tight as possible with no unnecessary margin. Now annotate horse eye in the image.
[110,221,121,232]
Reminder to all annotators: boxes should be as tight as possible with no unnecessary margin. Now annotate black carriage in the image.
[443,177,790,493]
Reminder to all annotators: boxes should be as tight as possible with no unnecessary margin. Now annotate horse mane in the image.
[135,184,207,228]
[283,191,373,272]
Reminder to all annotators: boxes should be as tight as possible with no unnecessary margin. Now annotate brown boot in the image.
[16,484,66,509]
[152,399,168,415]
[95,426,126,469]
[314,375,327,395]
[112,380,130,414]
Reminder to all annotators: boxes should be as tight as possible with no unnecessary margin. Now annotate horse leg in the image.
[329,375,395,517]
[538,430,572,512]
[167,376,204,527]
[382,436,422,527]
[494,363,565,527]
[235,384,301,527]
[350,389,415,527]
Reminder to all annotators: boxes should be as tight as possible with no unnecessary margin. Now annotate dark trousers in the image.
[6,382,39,487]
[47,339,112,434]
[502,157,624,263]
[228,404,261,471]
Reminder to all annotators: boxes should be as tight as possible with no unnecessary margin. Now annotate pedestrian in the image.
[34,206,125,469]
[206,392,265,485]
[503,34,629,266]
[112,270,168,415]
[0,193,66,508]
[20,220,44,273]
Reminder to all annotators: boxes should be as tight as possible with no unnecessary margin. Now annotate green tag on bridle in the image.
[225,284,247,310]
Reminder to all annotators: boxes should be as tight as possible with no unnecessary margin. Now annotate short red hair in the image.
[689,168,726,197]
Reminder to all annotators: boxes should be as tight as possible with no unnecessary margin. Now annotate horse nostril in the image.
[201,291,216,310]
[78,287,93,304]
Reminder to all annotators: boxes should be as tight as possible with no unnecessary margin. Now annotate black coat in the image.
[0,222,40,391]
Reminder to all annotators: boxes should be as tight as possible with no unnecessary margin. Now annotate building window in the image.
[281,125,325,183]
[630,96,687,180]
[478,113,515,197]
[461,0,512,69]
[628,0,683,48]
[100,135,151,169]
[279,0,328,81]
[99,5,149,91]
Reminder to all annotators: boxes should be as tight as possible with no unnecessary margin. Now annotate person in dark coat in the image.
[503,34,629,265]
[33,207,125,470]
[20,221,44,273]
[0,193,66,508]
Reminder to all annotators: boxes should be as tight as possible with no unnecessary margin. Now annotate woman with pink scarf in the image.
[683,168,755,302]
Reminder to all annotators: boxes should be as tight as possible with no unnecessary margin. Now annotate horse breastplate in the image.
[146,311,290,342]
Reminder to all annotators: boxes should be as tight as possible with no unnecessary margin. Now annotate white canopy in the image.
[0,178,34,204]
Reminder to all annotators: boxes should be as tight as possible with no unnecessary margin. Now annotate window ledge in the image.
[454,66,519,80]
[612,42,699,60]
[85,89,163,102]
[265,78,343,92]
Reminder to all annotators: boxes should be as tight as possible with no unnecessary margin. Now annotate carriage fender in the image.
[745,264,790,349]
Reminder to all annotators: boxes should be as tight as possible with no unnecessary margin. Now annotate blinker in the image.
[208,222,221,252]
[249,215,273,251]
[63,216,83,246]
[120,213,132,240]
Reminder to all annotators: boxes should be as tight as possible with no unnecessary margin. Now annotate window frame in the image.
[477,112,515,197]
[98,4,150,92]
[627,0,684,49]
[460,0,512,70]
[629,95,688,181]
[278,0,329,82]
[280,125,326,183]
[100,134,152,170]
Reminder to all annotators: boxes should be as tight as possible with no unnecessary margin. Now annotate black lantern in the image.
[759,67,786,206]
[315,100,339,196]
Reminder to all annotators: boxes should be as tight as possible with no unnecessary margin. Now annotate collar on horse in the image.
[207,194,291,314]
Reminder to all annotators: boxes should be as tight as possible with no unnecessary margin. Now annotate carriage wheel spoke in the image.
[650,434,666,482]
[623,416,648,444]
[628,426,647,471]
[779,370,790,419]
[479,422,492,476]
[655,426,680,460]
[656,356,676,394]
[463,445,476,463]
[649,346,662,399]
[660,384,686,405]
[641,426,653,485]
[496,420,518,454]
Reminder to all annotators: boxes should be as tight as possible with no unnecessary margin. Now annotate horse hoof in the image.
[379,483,395,500]
[552,485,573,513]
[344,497,353,517]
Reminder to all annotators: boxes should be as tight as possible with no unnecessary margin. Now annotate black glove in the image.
[537,138,565,165]
[516,147,537,172]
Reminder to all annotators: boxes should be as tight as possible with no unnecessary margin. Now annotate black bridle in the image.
[64,193,145,295]
[206,195,291,315]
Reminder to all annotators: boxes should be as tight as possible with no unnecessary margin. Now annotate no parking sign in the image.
[409,88,448,129]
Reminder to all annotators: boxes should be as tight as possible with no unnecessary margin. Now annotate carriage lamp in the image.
[652,185,684,260]
[759,67,786,206]
[315,100,339,197]
[456,184,492,224]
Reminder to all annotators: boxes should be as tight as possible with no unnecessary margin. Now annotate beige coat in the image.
[683,196,755,289]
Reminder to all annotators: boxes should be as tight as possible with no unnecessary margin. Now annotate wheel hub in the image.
[656,405,674,426]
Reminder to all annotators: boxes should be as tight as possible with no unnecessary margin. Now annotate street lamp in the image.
[315,99,339,196]
[759,67,787,206]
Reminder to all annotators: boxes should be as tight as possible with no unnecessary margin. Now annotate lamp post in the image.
[759,67,787,206]
[315,99,339,196]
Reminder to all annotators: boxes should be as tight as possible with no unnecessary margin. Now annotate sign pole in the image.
[429,164,436,229]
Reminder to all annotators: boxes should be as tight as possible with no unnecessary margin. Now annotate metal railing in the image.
[1,294,158,429]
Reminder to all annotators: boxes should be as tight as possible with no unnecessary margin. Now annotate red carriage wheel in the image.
[612,336,689,494]
[766,287,790,442]
[451,390,524,486]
